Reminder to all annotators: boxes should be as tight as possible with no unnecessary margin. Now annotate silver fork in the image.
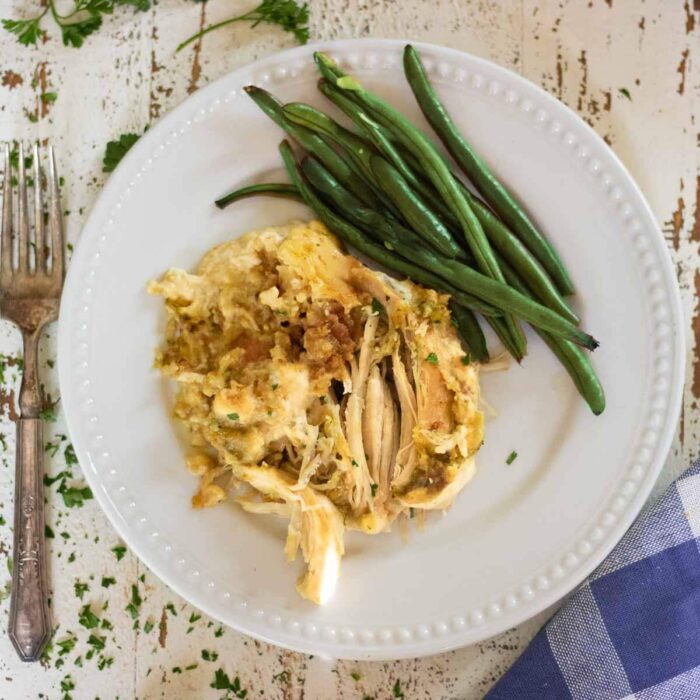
[1,143,64,661]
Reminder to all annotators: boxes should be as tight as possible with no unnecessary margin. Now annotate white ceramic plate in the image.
[58,39,683,660]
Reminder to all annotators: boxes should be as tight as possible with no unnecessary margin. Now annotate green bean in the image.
[368,154,461,258]
[499,256,604,413]
[281,102,404,218]
[449,302,489,362]
[403,45,575,295]
[313,52,499,279]
[215,183,302,209]
[244,86,381,209]
[312,52,527,355]
[281,139,597,350]
[466,195,579,325]
[486,316,525,363]
[301,157,422,249]
[318,79,439,203]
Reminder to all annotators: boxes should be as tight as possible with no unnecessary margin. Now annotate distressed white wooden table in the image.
[0,1,697,698]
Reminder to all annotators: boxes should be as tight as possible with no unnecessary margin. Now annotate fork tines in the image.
[1,143,63,282]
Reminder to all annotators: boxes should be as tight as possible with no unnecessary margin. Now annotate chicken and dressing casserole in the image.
[149,221,484,604]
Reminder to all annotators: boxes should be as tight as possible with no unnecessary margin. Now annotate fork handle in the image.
[9,418,51,661]
[9,327,51,661]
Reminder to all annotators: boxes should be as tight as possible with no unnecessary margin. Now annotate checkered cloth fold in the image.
[486,459,700,700]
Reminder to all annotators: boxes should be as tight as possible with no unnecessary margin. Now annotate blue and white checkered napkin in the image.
[486,459,700,700]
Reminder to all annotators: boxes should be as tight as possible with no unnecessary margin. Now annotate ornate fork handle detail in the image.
[9,327,51,661]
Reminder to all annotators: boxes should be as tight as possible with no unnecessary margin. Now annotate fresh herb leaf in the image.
[87,633,105,651]
[214,625,224,637]
[371,298,385,316]
[350,671,361,681]
[165,602,177,616]
[202,648,219,661]
[210,669,248,697]
[425,352,438,365]
[39,407,58,422]
[45,524,55,538]
[103,132,140,173]
[112,544,127,561]
[227,412,240,421]
[64,443,78,466]
[370,483,378,497]
[189,612,201,624]
[185,663,198,671]
[101,576,116,588]
[74,581,89,599]
[44,470,70,487]
[351,459,359,468]
[618,87,632,101]
[125,584,142,619]
[56,635,77,656]
[57,480,93,508]
[78,604,100,629]
[506,451,518,465]
[143,619,154,633]
[2,16,45,46]
[177,0,309,52]
[461,354,471,365]
[393,679,405,698]
[97,655,113,670]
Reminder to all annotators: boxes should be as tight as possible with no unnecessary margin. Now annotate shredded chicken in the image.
[149,221,484,604]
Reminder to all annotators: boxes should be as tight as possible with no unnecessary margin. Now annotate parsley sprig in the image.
[2,0,150,49]
[177,0,309,53]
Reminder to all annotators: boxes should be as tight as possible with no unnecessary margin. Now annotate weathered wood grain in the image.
[0,1,696,697]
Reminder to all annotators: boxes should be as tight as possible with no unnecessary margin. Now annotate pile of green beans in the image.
[215,46,604,414]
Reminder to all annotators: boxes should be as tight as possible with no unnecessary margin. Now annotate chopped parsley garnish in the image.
[101,576,116,588]
[189,612,202,624]
[45,524,55,538]
[57,481,93,508]
[165,602,177,616]
[370,483,378,497]
[78,605,99,629]
[56,635,77,657]
[202,649,219,662]
[618,87,632,101]
[43,470,70,487]
[111,545,127,561]
[177,0,309,53]
[97,655,114,671]
[371,298,385,316]
[60,674,75,697]
[393,679,405,698]
[39,407,58,422]
[461,354,471,365]
[74,581,89,599]
[185,663,198,671]
[351,459,359,468]
[271,383,279,391]
[425,352,438,365]
[103,132,141,173]
[210,669,248,697]
[87,633,105,651]
[172,666,182,674]
[227,412,240,421]
[125,584,142,619]
[143,619,154,633]
[214,626,224,637]
[506,451,518,465]
[273,670,289,683]
[64,443,78,466]
[350,671,362,681]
